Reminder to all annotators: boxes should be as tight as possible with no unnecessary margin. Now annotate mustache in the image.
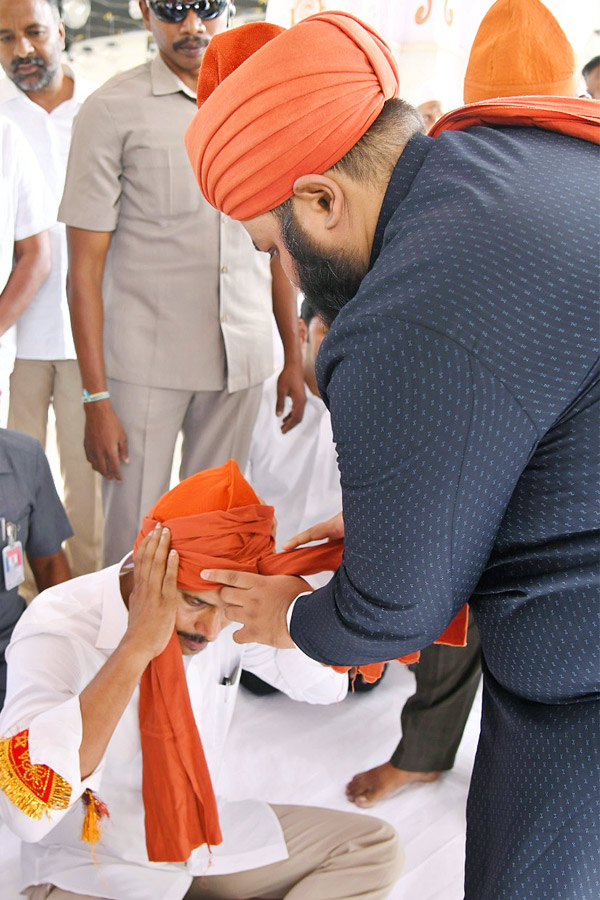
[177,630,208,643]
[11,56,46,73]
[173,36,210,51]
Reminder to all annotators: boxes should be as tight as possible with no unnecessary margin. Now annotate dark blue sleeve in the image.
[290,317,538,666]
[25,445,73,558]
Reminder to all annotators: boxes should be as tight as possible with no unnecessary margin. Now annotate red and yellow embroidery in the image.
[0,729,71,819]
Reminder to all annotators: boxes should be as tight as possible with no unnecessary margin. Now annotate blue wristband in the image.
[82,389,111,404]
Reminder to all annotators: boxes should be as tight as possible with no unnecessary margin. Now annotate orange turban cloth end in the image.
[185,12,399,220]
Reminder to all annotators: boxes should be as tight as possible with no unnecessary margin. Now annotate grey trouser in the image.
[103,378,262,565]
[391,615,481,772]
[25,803,403,900]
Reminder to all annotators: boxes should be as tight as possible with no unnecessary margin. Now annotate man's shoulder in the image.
[81,62,152,107]
[11,566,117,646]
[0,428,45,473]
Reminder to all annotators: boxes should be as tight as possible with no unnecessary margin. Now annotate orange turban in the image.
[464,0,577,103]
[185,12,399,220]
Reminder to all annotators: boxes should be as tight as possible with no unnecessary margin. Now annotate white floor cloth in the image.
[0,661,481,899]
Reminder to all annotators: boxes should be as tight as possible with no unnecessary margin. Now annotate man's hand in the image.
[123,525,179,661]
[276,360,306,433]
[200,569,310,647]
[84,400,130,480]
[282,511,344,551]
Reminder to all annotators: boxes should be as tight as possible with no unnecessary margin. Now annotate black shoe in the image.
[240,669,280,696]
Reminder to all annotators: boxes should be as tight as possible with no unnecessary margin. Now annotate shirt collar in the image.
[369,132,435,270]
[96,556,132,650]
[151,54,197,100]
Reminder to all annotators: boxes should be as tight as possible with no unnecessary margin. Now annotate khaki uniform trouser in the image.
[102,379,263,566]
[8,359,103,580]
[25,804,402,900]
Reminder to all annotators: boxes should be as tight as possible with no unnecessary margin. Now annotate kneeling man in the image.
[0,460,401,900]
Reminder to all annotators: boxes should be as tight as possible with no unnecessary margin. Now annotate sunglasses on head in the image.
[148,1,229,23]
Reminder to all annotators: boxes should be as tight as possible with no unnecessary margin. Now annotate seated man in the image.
[0,428,71,709]
[0,460,401,900]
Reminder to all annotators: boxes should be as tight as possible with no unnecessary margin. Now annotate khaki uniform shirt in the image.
[58,56,273,392]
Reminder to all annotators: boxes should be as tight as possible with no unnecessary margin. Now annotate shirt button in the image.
[220,315,227,323]
[221,265,228,274]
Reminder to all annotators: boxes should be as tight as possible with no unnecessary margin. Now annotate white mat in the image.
[0,662,481,899]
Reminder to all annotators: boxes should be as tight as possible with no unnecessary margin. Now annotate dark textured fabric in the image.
[289,128,600,899]
[391,616,481,773]
[0,430,72,707]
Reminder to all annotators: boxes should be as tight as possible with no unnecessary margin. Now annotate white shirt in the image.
[0,562,347,900]
[0,117,53,424]
[0,65,96,360]
[246,373,342,549]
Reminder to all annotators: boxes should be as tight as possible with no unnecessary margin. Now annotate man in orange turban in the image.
[0,460,402,900]
[185,10,599,900]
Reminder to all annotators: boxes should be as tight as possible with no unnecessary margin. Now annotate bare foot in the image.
[346,762,441,808]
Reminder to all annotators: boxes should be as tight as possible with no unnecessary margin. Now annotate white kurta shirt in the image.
[0,118,54,425]
[246,373,343,548]
[0,561,347,900]
[0,65,95,360]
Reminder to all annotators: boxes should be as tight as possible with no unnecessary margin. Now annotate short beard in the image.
[10,56,58,92]
[275,202,367,327]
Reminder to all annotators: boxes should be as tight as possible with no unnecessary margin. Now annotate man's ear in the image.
[292,174,345,230]
[297,318,307,346]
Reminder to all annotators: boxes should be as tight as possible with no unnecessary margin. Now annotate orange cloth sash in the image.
[430,96,600,144]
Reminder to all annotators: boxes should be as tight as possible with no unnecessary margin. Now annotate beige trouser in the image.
[8,359,103,579]
[102,378,262,566]
[25,804,402,900]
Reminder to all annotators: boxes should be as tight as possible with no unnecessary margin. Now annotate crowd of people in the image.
[0,1,598,899]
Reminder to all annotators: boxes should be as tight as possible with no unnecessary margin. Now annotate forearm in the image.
[0,235,51,335]
[78,638,151,778]
[29,550,71,593]
[271,257,301,365]
[66,227,110,392]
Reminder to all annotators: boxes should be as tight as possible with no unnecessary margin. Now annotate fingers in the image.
[282,526,315,550]
[162,548,179,600]
[200,568,261,590]
[275,381,285,418]
[147,527,171,592]
[119,434,130,465]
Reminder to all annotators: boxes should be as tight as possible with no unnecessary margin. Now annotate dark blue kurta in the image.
[289,128,599,899]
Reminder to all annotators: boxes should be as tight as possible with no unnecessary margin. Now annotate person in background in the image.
[0,427,71,708]
[0,0,102,580]
[59,1,305,567]
[0,461,401,900]
[184,6,598,900]
[411,83,445,130]
[0,117,51,427]
[582,55,600,99]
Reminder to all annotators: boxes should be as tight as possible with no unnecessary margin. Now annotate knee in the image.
[363,816,404,888]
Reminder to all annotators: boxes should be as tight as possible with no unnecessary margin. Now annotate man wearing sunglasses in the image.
[58,0,305,568]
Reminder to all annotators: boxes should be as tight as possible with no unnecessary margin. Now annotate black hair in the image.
[300,298,316,327]
[582,56,600,78]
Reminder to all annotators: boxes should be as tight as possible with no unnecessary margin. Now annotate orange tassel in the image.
[81,789,109,851]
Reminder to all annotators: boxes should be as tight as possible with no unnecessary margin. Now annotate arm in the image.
[28,550,71,593]
[289,320,538,665]
[66,226,129,480]
[271,256,306,432]
[0,232,51,336]
[0,529,178,842]
[242,640,348,704]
